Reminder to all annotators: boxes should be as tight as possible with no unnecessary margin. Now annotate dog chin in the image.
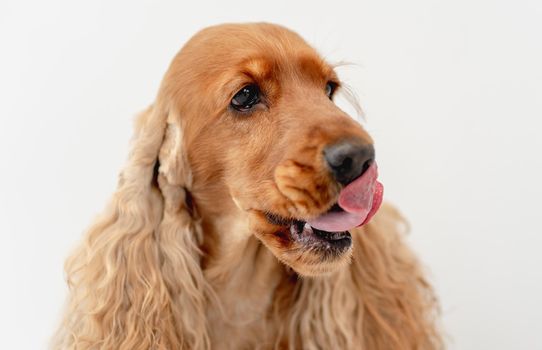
[287,253,353,277]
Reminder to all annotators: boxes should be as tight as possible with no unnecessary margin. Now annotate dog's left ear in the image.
[53,102,211,350]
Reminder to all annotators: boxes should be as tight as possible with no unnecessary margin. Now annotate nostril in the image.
[340,157,353,170]
[324,141,375,185]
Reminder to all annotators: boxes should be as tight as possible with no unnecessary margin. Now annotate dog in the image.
[53,23,442,349]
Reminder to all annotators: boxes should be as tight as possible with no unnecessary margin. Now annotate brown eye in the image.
[325,81,338,99]
[231,84,260,111]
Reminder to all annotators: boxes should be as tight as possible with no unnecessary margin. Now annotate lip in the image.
[291,221,352,250]
[264,208,353,253]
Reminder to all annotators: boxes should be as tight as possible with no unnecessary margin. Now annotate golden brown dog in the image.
[53,23,442,349]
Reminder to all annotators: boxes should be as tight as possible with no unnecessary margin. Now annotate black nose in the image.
[324,141,375,185]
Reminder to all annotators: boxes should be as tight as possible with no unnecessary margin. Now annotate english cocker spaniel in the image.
[53,23,442,350]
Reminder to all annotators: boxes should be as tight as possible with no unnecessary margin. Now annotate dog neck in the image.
[198,202,289,347]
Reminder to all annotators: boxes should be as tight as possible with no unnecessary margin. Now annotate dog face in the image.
[163,23,380,276]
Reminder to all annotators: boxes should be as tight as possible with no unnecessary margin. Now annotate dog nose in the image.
[324,141,375,185]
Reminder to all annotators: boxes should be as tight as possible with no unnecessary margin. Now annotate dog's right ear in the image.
[52,103,211,350]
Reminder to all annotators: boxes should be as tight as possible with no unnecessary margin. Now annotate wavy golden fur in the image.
[53,23,442,349]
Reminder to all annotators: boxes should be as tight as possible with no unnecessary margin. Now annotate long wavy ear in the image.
[52,103,210,350]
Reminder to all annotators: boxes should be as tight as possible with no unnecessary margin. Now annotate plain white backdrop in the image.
[1,0,541,349]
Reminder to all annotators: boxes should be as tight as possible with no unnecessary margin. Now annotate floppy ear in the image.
[52,104,210,350]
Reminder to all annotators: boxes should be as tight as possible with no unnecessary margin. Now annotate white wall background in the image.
[1,0,541,348]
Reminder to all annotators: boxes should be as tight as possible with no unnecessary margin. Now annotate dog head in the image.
[158,23,383,276]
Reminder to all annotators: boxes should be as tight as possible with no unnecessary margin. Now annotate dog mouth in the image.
[263,162,384,253]
[265,208,353,251]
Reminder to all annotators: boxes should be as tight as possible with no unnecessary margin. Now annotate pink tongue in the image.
[307,162,383,232]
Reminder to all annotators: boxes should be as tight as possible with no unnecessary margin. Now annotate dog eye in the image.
[231,84,260,111]
[325,81,338,99]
